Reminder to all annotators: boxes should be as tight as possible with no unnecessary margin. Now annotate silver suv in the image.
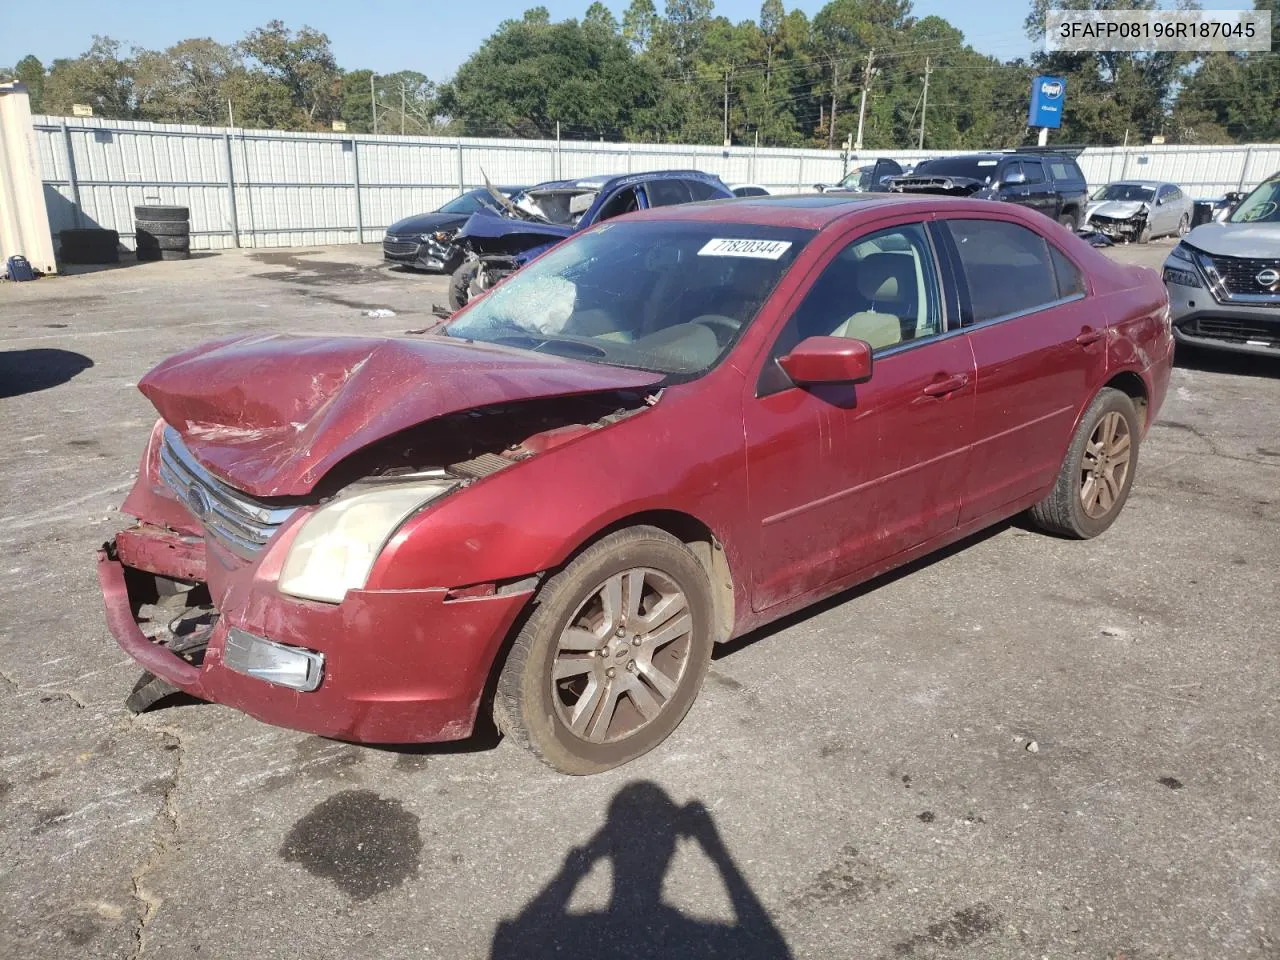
[1163,172,1280,356]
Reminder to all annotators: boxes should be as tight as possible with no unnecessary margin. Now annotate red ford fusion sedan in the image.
[99,194,1173,774]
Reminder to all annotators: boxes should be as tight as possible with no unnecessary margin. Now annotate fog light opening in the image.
[224,628,324,692]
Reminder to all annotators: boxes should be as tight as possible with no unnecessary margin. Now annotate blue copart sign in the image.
[1028,75,1066,129]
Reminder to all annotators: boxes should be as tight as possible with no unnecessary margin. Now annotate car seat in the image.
[830,252,918,349]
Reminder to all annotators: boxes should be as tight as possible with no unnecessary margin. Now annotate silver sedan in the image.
[1084,180,1194,243]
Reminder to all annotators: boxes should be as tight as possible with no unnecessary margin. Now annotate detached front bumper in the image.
[98,525,531,743]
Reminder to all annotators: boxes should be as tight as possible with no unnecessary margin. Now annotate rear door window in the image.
[945,219,1062,324]
[687,179,728,201]
[644,179,694,207]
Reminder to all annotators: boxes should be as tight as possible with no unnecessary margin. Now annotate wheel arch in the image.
[563,510,737,645]
[1103,369,1149,429]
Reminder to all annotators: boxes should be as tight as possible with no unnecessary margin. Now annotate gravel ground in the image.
[1,237,1277,960]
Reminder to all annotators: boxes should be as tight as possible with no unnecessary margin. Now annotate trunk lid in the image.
[138,333,664,497]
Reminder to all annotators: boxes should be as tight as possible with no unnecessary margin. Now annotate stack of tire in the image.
[135,205,191,262]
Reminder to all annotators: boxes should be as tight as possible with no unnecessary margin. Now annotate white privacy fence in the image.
[28,115,1280,252]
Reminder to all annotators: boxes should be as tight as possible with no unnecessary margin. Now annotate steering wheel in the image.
[693,315,741,346]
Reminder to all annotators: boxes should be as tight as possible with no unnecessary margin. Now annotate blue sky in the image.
[1,1,1039,77]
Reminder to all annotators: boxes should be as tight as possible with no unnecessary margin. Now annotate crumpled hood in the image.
[458,208,574,244]
[385,211,468,237]
[1184,221,1280,258]
[138,333,664,497]
[1087,200,1147,221]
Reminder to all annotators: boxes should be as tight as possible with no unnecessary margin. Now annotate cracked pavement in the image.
[2,240,1278,959]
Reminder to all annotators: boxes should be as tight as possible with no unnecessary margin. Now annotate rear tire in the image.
[493,526,714,775]
[1177,213,1190,237]
[1028,388,1141,539]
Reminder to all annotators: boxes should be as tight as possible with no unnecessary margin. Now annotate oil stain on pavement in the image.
[280,789,422,901]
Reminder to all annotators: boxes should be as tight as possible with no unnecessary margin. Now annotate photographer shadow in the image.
[491,781,792,960]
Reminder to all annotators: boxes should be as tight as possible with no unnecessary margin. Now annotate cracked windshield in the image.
[446,221,812,374]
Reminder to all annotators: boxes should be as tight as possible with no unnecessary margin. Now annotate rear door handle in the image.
[1075,328,1105,346]
[921,374,969,397]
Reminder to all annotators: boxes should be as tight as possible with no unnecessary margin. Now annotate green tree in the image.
[239,20,340,126]
[585,2,621,32]
[43,37,135,118]
[134,39,238,125]
[440,14,662,139]
[14,55,45,112]
[623,0,661,50]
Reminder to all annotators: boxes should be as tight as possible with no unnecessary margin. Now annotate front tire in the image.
[448,259,480,311]
[493,526,714,775]
[1028,387,1141,539]
[1058,211,1079,232]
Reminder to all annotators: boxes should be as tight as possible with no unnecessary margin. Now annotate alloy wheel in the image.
[550,568,693,744]
[1080,411,1132,519]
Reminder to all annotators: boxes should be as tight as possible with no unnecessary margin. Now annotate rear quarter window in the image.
[1050,160,1086,185]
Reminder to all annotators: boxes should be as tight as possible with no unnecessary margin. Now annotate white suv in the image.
[1163,173,1280,357]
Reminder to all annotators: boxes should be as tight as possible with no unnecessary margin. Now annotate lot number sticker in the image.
[698,238,793,259]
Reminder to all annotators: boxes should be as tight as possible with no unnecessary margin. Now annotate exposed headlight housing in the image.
[278,479,456,603]
[1169,242,1195,264]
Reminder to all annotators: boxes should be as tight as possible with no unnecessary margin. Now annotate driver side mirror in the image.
[778,336,873,386]
[1003,170,1027,186]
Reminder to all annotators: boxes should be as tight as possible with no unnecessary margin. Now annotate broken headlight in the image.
[1169,242,1195,264]
[278,480,456,603]
[425,229,456,243]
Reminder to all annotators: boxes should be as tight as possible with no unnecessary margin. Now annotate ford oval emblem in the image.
[1041,80,1063,99]
[185,483,212,521]
[1256,268,1280,288]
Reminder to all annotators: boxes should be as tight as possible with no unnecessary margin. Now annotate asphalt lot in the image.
[2,237,1278,960]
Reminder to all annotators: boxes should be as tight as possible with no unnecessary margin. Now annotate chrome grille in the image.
[1196,252,1280,302]
[382,238,421,257]
[158,426,297,559]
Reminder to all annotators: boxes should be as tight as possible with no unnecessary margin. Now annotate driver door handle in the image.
[1075,328,1105,346]
[921,374,969,397]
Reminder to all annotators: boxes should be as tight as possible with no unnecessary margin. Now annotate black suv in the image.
[889,152,1090,230]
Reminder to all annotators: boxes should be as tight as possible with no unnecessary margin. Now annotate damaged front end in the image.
[888,175,990,198]
[99,332,664,740]
[1086,207,1149,243]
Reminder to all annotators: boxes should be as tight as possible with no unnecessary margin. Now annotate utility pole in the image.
[400,83,406,135]
[828,60,839,149]
[371,74,377,135]
[723,69,729,145]
[855,48,875,152]
[918,57,931,150]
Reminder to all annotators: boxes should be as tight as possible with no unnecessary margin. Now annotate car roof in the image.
[528,170,727,192]
[1105,180,1162,188]
[619,192,1026,230]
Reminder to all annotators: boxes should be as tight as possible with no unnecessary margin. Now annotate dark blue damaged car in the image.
[447,170,734,309]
